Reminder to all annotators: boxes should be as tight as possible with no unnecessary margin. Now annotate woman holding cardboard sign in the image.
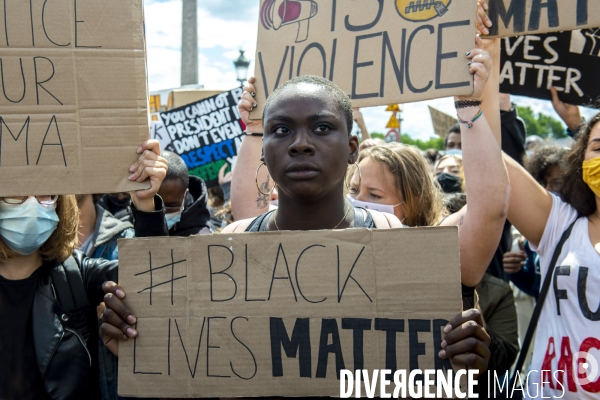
[0,139,168,399]
[99,37,504,378]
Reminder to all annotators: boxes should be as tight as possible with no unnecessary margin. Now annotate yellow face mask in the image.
[582,157,600,198]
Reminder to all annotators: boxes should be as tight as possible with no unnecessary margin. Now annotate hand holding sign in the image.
[128,140,168,212]
[462,35,492,100]
[476,0,492,36]
[239,77,264,134]
[100,280,138,356]
[550,86,583,132]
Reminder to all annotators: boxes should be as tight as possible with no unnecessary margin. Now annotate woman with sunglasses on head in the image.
[0,140,168,400]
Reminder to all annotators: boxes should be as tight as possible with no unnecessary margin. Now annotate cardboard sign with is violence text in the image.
[0,0,149,196]
[251,0,477,118]
[117,227,462,398]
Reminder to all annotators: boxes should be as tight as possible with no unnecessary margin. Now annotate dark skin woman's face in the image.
[262,83,359,201]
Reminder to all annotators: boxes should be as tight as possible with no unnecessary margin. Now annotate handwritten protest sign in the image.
[486,0,600,38]
[251,0,476,118]
[500,29,600,106]
[429,106,457,137]
[0,0,149,196]
[117,227,462,398]
[159,88,244,188]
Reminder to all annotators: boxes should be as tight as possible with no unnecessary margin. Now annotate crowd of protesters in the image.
[1,3,600,400]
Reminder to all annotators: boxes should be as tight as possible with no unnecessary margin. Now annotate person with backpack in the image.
[0,139,168,399]
[100,36,504,377]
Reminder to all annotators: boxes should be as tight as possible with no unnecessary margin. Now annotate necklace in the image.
[272,201,352,231]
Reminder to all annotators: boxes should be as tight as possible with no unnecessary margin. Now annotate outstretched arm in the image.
[441,36,509,287]
[230,77,273,220]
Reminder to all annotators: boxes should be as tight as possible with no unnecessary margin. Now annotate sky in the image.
[143,0,596,140]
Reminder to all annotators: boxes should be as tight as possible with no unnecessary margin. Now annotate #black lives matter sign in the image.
[500,29,600,106]
[160,88,244,188]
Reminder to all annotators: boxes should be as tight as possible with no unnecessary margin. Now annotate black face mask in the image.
[106,194,130,208]
[436,172,463,194]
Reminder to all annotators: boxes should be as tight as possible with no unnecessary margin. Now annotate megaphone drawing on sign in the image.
[261,0,318,43]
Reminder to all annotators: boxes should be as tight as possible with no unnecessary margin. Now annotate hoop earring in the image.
[345,162,361,195]
[255,162,276,196]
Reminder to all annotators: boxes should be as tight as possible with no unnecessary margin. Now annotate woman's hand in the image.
[99,281,138,356]
[238,77,264,134]
[461,35,492,100]
[503,251,527,274]
[476,0,492,36]
[439,308,491,376]
[129,139,168,212]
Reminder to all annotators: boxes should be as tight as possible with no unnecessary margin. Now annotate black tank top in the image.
[245,207,375,232]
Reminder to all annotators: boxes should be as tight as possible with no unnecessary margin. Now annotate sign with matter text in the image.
[159,88,244,188]
[0,0,150,196]
[251,0,476,118]
[118,227,462,398]
[500,29,600,106]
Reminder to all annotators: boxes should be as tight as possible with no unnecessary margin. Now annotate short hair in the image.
[523,145,568,187]
[424,148,439,163]
[444,123,461,148]
[262,75,354,134]
[0,195,79,262]
[162,151,189,188]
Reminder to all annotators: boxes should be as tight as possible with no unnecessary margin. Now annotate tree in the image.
[516,106,566,138]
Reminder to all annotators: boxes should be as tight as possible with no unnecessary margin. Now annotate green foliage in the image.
[516,106,566,139]
[367,132,444,150]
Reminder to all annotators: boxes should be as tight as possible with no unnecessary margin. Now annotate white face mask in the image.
[347,195,401,214]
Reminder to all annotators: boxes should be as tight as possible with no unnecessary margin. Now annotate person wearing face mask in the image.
[157,151,211,236]
[0,140,168,400]
[434,154,465,194]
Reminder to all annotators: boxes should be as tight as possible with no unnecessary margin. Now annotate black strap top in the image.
[245,207,375,232]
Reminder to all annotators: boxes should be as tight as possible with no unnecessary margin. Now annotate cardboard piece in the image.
[252,0,476,118]
[159,88,244,189]
[499,29,600,106]
[0,0,150,196]
[429,106,457,137]
[485,0,600,38]
[117,227,462,398]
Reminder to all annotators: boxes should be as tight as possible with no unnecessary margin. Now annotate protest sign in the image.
[251,0,477,118]
[0,0,150,196]
[159,88,244,188]
[485,0,600,37]
[429,106,457,137]
[499,29,600,106]
[117,227,462,398]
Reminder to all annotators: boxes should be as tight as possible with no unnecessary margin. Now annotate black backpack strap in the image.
[49,256,91,341]
[510,218,578,388]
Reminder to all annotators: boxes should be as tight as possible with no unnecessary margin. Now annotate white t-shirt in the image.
[523,195,600,399]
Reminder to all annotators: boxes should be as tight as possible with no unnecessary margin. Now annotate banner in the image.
[117,227,462,398]
[0,0,149,196]
[159,88,244,188]
[428,106,457,137]
[485,0,600,38]
[251,0,477,118]
[500,29,600,106]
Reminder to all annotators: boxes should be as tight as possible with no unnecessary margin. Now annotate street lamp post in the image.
[233,50,250,87]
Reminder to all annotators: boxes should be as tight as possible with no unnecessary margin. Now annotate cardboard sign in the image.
[159,88,244,188]
[486,0,600,37]
[252,0,476,118]
[0,0,150,196]
[499,29,600,106]
[117,227,462,398]
[429,106,457,137]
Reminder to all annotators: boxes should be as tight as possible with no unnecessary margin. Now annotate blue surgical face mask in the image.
[165,211,182,230]
[347,195,401,214]
[0,198,59,255]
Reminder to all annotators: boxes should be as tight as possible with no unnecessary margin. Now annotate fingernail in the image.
[468,61,472,66]
[250,91,256,97]
[484,28,489,35]
[127,328,137,337]
[252,102,257,108]
[486,21,492,27]
[438,350,447,358]
[123,335,128,341]
[127,315,137,324]
[129,165,136,172]
[116,289,125,298]
[444,324,452,333]
[466,51,471,56]
[129,174,136,180]
[137,146,142,153]
[441,340,447,349]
